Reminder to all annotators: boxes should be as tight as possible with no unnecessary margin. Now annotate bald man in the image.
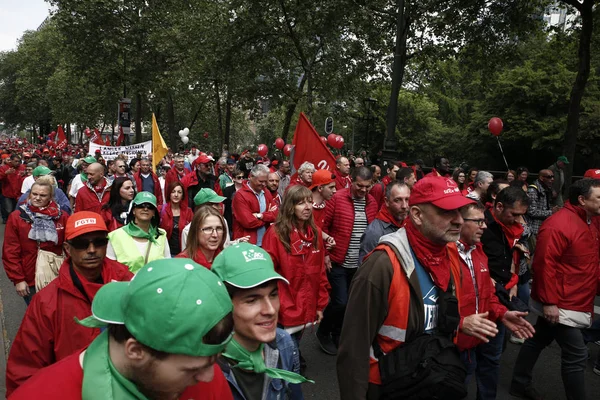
[75,163,113,213]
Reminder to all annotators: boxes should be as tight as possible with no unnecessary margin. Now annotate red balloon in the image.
[203,132,209,139]
[320,136,327,145]
[283,144,292,157]
[257,144,268,157]
[488,117,503,136]
[327,134,337,147]
[275,138,285,150]
[334,135,345,149]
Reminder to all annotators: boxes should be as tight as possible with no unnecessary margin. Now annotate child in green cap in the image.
[212,243,312,400]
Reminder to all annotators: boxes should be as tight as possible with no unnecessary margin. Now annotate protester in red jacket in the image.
[6,212,132,396]
[334,156,352,190]
[159,181,194,256]
[74,163,112,213]
[262,185,329,331]
[511,179,600,400]
[2,180,68,305]
[317,166,377,354]
[164,153,191,190]
[133,157,164,206]
[232,164,278,245]
[0,154,26,214]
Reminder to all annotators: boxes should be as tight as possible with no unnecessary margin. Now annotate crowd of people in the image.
[0,139,599,400]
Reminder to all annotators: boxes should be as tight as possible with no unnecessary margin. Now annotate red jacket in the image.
[369,181,385,211]
[74,178,112,214]
[448,242,507,351]
[164,167,190,191]
[9,349,233,400]
[159,203,194,245]
[133,171,163,206]
[6,258,132,396]
[100,207,126,232]
[232,182,278,244]
[2,208,68,286]
[334,169,352,191]
[181,171,223,206]
[531,201,600,313]
[262,226,330,327]
[322,188,377,264]
[0,163,26,199]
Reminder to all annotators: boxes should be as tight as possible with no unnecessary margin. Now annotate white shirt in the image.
[21,175,35,194]
[69,174,85,197]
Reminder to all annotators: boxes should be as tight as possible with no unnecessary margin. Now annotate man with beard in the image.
[336,176,475,399]
[359,181,410,263]
[6,212,133,396]
[219,158,237,191]
[276,160,291,198]
[182,155,220,208]
[425,156,452,178]
[9,258,235,400]
[133,158,163,206]
[75,163,112,214]
[267,172,281,208]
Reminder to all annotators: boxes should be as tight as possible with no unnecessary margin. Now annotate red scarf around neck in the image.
[177,248,222,269]
[72,262,120,302]
[91,178,106,194]
[29,200,60,218]
[491,211,524,269]
[376,206,404,228]
[289,225,315,255]
[405,218,451,290]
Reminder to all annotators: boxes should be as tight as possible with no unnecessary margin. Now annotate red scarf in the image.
[491,211,524,269]
[376,206,404,228]
[405,219,451,290]
[92,179,106,194]
[289,225,316,256]
[29,200,60,218]
[177,248,221,269]
[73,263,121,301]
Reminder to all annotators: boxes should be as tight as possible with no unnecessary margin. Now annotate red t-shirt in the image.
[9,350,233,400]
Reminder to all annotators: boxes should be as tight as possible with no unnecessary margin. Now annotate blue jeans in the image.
[318,263,356,339]
[23,285,37,306]
[517,281,530,306]
[464,322,505,400]
[511,316,588,400]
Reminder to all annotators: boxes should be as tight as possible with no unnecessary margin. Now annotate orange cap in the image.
[65,211,108,240]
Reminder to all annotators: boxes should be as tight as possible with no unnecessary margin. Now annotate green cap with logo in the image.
[78,258,233,356]
[32,166,52,177]
[194,188,226,206]
[558,155,569,164]
[132,191,158,208]
[212,243,288,289]
[83,156,97,164]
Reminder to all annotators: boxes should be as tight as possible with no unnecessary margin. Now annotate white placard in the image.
[88,140,152,162]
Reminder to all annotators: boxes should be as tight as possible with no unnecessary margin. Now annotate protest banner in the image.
[88,140,152,162]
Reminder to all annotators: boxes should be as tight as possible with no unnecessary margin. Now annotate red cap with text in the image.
[584,169,600,179]
[65,211,108,240]
[409,176,475,210]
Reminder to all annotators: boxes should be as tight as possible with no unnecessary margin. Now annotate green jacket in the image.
[108,227,168,274]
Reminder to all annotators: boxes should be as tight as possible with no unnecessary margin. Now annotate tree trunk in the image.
[66,124,71,144]
[562,0,593,191]
[306,71,313,121]
[281,73,308,142]
[166,91,177,151]
[135,92,143,144]
[214,81,223,141]
[383,0,410,161]
[224,91,232,151]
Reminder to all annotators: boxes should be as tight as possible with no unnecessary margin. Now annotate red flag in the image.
[290,113,337,173]
[105,134,112,146]
[116,126,125,146]
[56,126,68,149]
[92,129,105,145]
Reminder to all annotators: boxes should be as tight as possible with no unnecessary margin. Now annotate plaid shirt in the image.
[526,179,553,235]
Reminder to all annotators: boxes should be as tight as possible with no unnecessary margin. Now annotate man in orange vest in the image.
[336,176,474,400]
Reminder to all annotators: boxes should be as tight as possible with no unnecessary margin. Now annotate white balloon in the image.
[181,136,189,144]
[183,128,190,136]
[178,130,186,138]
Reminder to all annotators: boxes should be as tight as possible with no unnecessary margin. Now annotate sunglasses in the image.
[135,203,155,210]
[543,175,555,179]
[67,237,109,250]
[235,175,244,179]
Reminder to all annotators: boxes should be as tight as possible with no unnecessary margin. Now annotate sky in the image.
[0,0,51,52]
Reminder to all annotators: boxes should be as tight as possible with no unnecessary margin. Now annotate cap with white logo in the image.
[65,211,108,240]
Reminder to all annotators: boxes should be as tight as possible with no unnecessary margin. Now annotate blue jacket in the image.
[358,218,400,264]
[219,328,304,400]
[18,188,72,215]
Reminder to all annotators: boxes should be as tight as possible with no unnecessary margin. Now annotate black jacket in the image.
[480,209,513,285]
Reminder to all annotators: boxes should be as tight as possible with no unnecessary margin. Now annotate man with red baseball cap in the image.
[181,154,221,208]
[310,169,337,229]
[337,176,475,400]
[6,212,133,396]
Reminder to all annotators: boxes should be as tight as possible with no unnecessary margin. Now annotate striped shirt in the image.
[342,197,368,268]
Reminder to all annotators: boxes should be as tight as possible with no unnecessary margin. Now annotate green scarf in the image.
[122,221,159,244]
[82,330,149,400]
[222,338,313,384]
[81,172,88,182]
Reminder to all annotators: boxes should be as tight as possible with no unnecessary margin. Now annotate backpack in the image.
[372,275,467,400]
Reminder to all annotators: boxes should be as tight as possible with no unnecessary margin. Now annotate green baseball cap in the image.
[132,191,158,208]
[32,166,52,177]
[83,156,97,164]
[78,258,233,357]
[212,243,288,289]
[558,156,569,164]
[194,188,226,206]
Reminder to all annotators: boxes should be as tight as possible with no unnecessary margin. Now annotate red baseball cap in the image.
[65,211,108,240]
[309,169,336,190]
[584,169,600,179]
[410,176,475,210]
[194,155,212,166]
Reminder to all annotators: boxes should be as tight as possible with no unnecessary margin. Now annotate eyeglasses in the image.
[67,237,109,250]
[201,226,224,235]
[135,203,155,210]
[116,165,126,168]
[463,218,486,227]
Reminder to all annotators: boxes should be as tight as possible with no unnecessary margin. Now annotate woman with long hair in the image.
[2,178,69,304]
[101,177,135,231]
[177,205,226,268]
[452,168,468,196]
[516,166,530,192]
[262,185,329,365]
[159,181,194,256]
[106,192,170,273]
[505,169,516,183]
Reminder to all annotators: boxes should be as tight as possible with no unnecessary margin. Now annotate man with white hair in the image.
[467,171,494,201]
[232,164,279,246]
[286,161,315,193]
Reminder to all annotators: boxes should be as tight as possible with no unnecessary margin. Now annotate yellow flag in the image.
[151,113,168,173]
